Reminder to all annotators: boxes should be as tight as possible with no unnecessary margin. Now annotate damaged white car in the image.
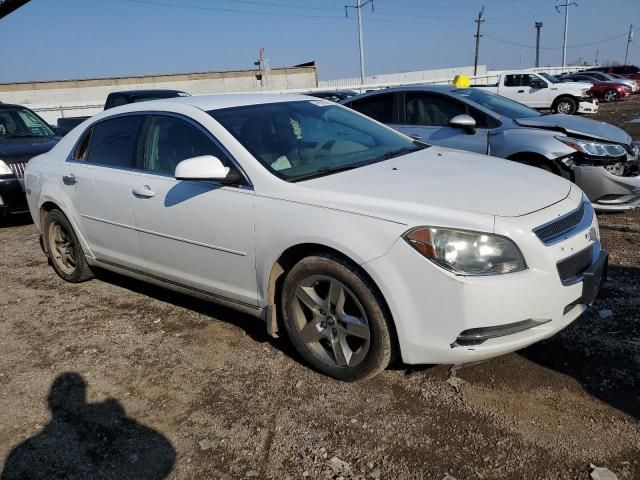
[24,94,607,380]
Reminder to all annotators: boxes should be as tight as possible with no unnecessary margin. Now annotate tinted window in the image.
[404,92,493,128]
[105,95,128,109]
[347,94,394,123]
[72,127,93,161]
[452,88,541,119]
[86,116,143,167]
[504,74,540,87]
[142,115,228,175]
[0,107,54,138]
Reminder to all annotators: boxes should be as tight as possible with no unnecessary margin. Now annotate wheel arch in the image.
[265,242,398,354]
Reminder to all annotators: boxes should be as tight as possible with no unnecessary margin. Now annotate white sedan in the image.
[24,94,607,380]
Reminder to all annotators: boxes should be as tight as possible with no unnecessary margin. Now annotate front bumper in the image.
[363,188,605,365]
[577,97,599,114]
[0,175,28,215]
[573,165,640,211]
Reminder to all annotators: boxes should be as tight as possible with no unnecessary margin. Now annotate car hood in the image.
[0,137,59,161]
[299,147,571,219]
[514,114,632,145]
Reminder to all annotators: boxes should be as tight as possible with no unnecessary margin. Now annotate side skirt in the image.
[86,257,264,320]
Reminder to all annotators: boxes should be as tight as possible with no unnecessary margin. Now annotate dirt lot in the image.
[1,98,639,480]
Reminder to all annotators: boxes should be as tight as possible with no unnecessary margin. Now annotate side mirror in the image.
[449,114,476,134]
[175,155,230,182]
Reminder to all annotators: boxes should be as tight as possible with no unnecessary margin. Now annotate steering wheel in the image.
[310,140,336,161]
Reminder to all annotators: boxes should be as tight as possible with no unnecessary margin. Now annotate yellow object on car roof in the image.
[451,75,470,88]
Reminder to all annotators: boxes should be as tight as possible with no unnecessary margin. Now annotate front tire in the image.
[603,89,619,102]
[553,96,577,115]
[281,254,393,381]
[43,209,93,283]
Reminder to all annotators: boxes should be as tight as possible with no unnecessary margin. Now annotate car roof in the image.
[340,84,459,102]
[109,92,318,113]
[113,89,187,97]
[0,103,35,110]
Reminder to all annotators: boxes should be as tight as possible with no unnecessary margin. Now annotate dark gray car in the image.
[341,86,640,211]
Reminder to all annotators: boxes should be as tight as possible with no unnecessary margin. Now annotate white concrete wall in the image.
[319,65,488,88]
[0,67,318,123]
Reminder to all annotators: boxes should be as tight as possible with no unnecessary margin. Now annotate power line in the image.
[483,32,628,50]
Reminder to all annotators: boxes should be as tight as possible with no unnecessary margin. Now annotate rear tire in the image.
[553,96,577,115]
[603,89,619,102]
[43,209,93,283]
[281,254,393,381]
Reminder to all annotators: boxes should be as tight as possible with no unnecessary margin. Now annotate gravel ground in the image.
[0,98,639,480]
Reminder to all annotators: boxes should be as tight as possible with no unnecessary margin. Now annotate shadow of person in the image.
[1,373,176,480]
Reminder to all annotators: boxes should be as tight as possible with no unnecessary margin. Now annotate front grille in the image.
[534,201,586,244]
[557,245,594,285]
[7,161,27,179]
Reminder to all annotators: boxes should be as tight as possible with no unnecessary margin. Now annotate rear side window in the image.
[141,115,229,175]
[347,94,395,123]
[72,127,93,161]
[404,92,494,128]
[105,95,128,110]
[86,116,143,168]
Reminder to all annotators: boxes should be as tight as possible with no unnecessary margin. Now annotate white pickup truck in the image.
[473,71,598,115]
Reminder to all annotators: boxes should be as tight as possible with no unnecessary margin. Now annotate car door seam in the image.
[81,213,246,256]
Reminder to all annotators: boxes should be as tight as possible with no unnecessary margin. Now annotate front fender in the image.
[489,128,574,160]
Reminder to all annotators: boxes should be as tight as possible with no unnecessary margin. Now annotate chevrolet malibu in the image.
[24,94,608,381]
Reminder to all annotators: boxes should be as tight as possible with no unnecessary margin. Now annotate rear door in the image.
[64,115,145,268]
[128,114,257,305]
[396,91,490,154]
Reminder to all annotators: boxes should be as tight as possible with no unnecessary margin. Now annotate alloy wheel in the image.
[604,90,618,102]
[48,221,77,275]
[291,275,371,368]
[557,101,573,114]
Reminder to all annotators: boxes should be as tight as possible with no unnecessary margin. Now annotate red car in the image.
[564,74,633,102]
[587,65,640,82]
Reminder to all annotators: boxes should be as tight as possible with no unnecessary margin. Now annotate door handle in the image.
[62,174,77,185]
[132,185,156,198]
[517,89,525,93]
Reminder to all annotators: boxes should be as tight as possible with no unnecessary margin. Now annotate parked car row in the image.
[340,85,640,211]
[19,91,613,380]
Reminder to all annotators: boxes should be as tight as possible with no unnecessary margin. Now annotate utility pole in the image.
[534,22,543,68]
[595,49,599,66]
[556,1,577,68]
[473,6,485,76]
[345,0,374,86]
[624,24,633,65]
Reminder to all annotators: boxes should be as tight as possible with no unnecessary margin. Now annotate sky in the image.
[0,0,639,83]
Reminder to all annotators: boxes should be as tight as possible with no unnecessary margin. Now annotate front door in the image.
[64,115,145,269]
[129,114,257,306]
[396,92,489,154]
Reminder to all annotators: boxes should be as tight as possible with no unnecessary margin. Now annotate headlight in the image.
[556,136,626,158]
[403,227,527,276]
[0,159,13,175]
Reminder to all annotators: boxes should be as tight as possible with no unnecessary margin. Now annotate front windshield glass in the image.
[0,107,55,139]
[539,72,559,83]
[209,100,424,181]
[451,88,541,119]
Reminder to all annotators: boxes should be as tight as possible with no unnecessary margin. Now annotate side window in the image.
[526,74,543,86]
[105,95,128,110]
[72,127,93,161]
[16,109,49,136]
[86,116,143,168]
[348,94,394,123]
[404,93,467,127]
[142,115,229,175]
[504,75,520,87]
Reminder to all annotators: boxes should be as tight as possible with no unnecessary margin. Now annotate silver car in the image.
[341,86,640,211]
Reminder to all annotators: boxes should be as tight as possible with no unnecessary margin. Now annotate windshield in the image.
[209,100,424,181]
[539,72,560,83]
[451,88,541,119]
[0,107,55,139]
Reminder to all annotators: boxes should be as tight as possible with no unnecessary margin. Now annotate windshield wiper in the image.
[290,164,360,182]
[378,145,423,161]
